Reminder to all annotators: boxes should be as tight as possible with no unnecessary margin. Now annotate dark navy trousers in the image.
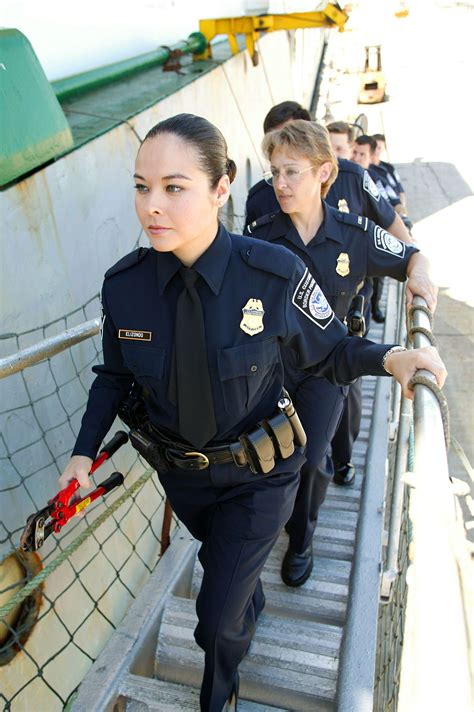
[285,376,346,553]
[158,455,302,712]
[331,378,363,465]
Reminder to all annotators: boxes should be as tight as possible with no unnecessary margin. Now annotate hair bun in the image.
[226,158,237,184]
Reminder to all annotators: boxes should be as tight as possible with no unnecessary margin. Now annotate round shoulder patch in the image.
[373,225,406,259]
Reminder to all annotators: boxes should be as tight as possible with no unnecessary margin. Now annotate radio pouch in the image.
[262,412,295,459]
[242,426,276,474]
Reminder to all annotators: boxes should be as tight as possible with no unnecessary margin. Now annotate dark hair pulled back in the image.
[263,101,311,134]
[143,113,236,187]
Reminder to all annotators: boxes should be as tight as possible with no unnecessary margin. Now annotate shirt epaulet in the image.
[246,212,276,235]
[247,180,268,199]
[333,211,369,231]
[241,239,296,279]
[104,247,149,279]
[337,157,363,176]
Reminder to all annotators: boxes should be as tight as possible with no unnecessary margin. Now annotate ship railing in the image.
[338,282,472,711]
[0,319,100,379]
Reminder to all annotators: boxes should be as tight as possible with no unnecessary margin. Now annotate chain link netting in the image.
[0,210,248,711]
[373,286,413,712]
[373,476,412,712]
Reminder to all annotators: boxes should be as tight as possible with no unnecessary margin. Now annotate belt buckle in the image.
[185,451,210,469]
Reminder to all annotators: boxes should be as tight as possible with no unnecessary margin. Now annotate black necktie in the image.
[175,267,217,448]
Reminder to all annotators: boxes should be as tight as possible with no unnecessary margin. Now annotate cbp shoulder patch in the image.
[373,225,406,259]
[105,247,149,279]
[292,268,334,330]
[363,171,381,202]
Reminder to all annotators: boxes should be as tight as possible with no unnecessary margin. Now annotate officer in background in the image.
[57,114,445,712]
[247,121,438,588]
[245,106,412,247]
[246,106,413,491]
[352,135,403,212]
[372,133,408,214]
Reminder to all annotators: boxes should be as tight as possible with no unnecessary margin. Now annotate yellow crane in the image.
[195,3,349,66]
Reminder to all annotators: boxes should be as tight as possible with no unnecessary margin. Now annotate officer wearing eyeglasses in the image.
[246,120,437,588]
[245,105,414,496]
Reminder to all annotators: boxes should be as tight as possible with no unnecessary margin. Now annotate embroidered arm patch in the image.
[363,170,381,201]
[374,225,406,259]
[292,268,334,330]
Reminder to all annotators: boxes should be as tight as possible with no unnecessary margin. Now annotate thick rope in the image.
[408,374,450,449]
[0,467,155,621]
[408,303,433,328]
[407,325,437,346]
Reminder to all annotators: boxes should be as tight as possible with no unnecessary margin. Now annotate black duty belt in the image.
[148,424,247,470]
[127,393,307,475]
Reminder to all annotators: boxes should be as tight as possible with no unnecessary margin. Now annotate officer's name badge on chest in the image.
[336,252,350,277]
[363,171,380,201]
[338,198,350,213]
[118,329,152,341]
[292,268,334,330]
[240,299,265,336]
[374,226,406,259]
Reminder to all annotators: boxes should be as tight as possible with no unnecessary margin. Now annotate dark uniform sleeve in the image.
[72,285,134,459]
[360,169,396,230]
[365,221,419,279]
[282,261,394,384]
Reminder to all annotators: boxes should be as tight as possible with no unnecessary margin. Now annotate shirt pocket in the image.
[120,343,166,388]
[217,339,280,416]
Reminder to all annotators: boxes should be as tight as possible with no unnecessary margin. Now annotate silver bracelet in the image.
[382,346,407,374]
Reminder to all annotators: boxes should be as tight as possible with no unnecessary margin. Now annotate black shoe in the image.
[371,306,386,323]
[333,462,355,486]
[281,544,313,587]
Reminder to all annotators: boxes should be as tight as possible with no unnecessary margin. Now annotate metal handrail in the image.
[0,318,100,379]
[398,297,472,710]
[336,277,401,711]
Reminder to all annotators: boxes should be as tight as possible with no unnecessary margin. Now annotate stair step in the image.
[155,595,342,710]
[121,673,289,711]
[191,544,351,623]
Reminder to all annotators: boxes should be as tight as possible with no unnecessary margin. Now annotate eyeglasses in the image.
[263,165,316,185]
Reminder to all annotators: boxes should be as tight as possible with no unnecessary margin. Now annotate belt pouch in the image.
[263,413,295,459]
[129,428,163,470]
[243,426,276,474]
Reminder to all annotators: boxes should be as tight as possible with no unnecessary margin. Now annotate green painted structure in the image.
[0,29,73,187]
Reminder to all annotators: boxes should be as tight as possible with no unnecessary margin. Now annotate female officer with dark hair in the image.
[247,120,437,589]
[58,114,445,712]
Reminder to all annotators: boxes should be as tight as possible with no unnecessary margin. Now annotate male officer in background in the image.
[372,133,408,213]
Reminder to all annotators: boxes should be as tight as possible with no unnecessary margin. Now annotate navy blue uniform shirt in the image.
[246,203,419,320]
[245,158,396,231]
[73,225,392,459]
[369,163,402,207]
[380,160,405,194]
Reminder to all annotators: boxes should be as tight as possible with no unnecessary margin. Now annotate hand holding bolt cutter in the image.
[19,431,129,552]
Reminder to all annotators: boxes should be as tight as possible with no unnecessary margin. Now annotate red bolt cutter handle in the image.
[52,472,125,533]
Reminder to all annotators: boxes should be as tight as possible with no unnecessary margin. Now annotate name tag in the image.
[118,329,152,341]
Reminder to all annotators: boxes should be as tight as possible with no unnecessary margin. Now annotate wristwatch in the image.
[382,346,407,374]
